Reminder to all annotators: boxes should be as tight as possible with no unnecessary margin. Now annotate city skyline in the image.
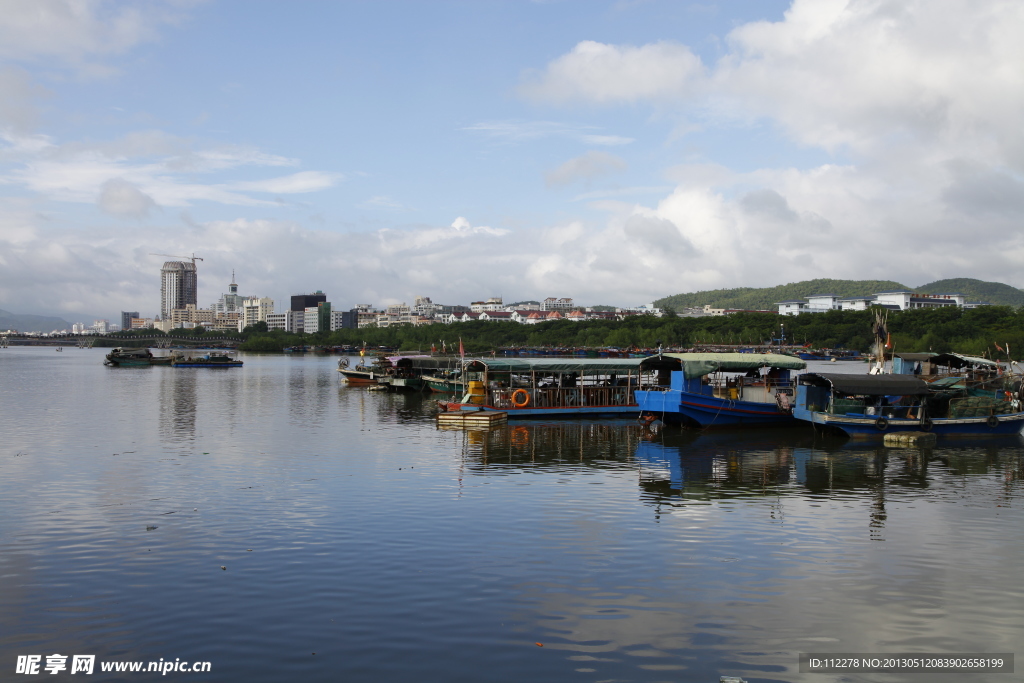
[1,1,1023,322]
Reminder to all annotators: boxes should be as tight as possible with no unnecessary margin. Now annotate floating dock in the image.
[436,410,508,430]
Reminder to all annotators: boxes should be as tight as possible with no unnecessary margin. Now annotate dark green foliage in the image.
[655,278,1024,310]
[916,278,1024,307]
[654,279,908,311]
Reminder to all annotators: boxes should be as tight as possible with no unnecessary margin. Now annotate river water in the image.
[1,348,1021,682]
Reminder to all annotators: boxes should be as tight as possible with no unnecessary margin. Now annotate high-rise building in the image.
[291,291,327,312]
[160,261,198,320]
[121,311,139,331]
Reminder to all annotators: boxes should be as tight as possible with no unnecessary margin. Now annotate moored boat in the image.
[635,353,807,428]
[441,356,680,418]
[793,372,1024,437]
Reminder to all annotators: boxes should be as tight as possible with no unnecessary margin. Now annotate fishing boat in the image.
[792,372,1024,437]
[103,347,173,367]
[634,353,807,428]
[171,352,243,368]
[440,356,680,418]
[337,354,429,387]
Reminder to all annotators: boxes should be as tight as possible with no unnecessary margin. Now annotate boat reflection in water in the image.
[448,419,1024,530]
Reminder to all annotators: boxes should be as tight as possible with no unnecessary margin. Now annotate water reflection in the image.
[450,419,646,471]
[158,368,197,443]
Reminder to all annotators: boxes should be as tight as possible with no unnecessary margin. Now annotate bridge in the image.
[0,333,244,348]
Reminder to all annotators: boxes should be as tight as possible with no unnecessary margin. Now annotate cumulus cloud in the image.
[0,0,188,74]
[513,0,1024,292]
[98,178,157,218]
[519,40,705,104]
[0,131,339,208]
[546,151,627,187]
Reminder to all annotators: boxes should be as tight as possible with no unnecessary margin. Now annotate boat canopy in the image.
[927,352,998,368]
[402,357,464,370]
[463,357,677,374]
[800,372,931,396]
[893,352,937,362]
[663,352,807,379]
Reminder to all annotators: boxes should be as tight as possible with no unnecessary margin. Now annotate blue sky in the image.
[1,0,1022,322]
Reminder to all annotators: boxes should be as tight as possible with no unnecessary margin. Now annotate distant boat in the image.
[104,347,173,367]
[171,352,242,368]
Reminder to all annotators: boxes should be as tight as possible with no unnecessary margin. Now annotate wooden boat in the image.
[337,357,384,384]
[171,352,242,367]
[793,372,1024,437]
[441,357,680,418]
[104,347,173,367]
[634,353,807,428]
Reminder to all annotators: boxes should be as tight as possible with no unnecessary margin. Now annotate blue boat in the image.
[793,372,1024,437]
[635,353,807,428]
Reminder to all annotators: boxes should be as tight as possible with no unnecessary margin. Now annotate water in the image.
[1,348,1022,682]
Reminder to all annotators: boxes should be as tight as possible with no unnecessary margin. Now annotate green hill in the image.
[916,278,1024,307]
[654,279,908,311]
[0,309,73,333]
[655,278,1024,311]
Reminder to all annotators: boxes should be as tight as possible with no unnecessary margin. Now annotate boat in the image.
[337,354,429,388]
[792,372,1024,437]
[634,353,808,428]
[337,356,383,384]
[104,347,173,367]
[171,352,243,367]
[440,356,680,418]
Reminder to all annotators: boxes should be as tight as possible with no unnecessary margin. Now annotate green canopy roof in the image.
[663,352,807,379]
[928,352,998,368]
[465,357,676,374]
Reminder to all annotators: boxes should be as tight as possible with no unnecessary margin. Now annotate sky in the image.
[1,0,1023,321]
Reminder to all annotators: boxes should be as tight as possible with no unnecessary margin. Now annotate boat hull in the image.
[448,403,639,418]
[338,369,379,384]
[796,410,1024,437]
[636,389,798,428]
[172,361,242,367]
[423,375,466,393]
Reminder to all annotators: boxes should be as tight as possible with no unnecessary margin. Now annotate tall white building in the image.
[212,272,246,314]
[242,297,275,328]
[160,261,198,320]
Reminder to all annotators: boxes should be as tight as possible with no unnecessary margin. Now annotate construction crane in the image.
[150,253,204,267]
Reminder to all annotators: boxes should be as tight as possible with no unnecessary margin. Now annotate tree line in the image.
[234,305,1024,359]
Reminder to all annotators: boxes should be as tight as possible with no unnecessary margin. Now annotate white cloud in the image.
[545,151,627,187]
[509,0,1024,294]
[0,132,339,209]
[519,40,705,105]
[0,0,189,74]
[98,178,156,218]
[466,120,634,146]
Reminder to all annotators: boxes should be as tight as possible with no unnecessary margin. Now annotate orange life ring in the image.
[511,389,530,407]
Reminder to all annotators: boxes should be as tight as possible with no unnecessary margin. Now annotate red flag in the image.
[459,337,464,360]
[995,342,1004,352]
[884,333,891,349]
[431,343,437,354]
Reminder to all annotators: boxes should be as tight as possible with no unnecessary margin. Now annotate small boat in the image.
[635,353,807,428]
[171,352,242,368]
[104,347,173,367]
[793,372,1024,437]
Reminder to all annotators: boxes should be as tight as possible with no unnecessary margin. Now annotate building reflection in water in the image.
[158,369,198,443]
